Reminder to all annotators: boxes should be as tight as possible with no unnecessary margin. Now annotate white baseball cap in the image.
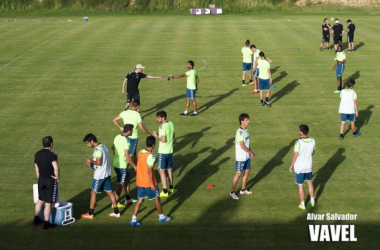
[135,64,145,69]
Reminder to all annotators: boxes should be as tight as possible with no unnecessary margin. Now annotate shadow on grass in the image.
[174,126,211,153]
[247,140,295,190]
[271,66,280,75]
[273,71,288,84]
[308,148,346,205]
[271,80,300,105]
[141,94,185,119]
[68,175,138,219]
[175,147,212,177]
[342,104,373,137]
[139,138,234,221]
[197,88,238,115]
[344,70,360,87]
[355,42,365,50]
[356,105,374,132]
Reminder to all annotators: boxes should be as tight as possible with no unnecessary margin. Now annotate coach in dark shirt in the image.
[332,19,344,51]
[347,19,356,53]
[320,18,332,51]
[32,136,60,229]
[121,64,163,110]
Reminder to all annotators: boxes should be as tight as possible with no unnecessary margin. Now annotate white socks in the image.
[132,215,137,222]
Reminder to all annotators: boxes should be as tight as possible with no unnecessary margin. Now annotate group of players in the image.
[234,18,361,207]
[32,19,362,228]
[320,18,362,140]
[241,40,274,107]
[320,18,356,53]
[32,61,202,229]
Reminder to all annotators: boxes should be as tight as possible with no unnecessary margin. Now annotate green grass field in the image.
[1,12,379,249]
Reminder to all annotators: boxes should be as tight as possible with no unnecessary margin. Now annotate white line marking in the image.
[0,25,77,71]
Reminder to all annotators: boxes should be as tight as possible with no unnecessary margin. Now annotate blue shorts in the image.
[253,68,259,77]
[126,137,138,156]
[92,176,112,193]
[341,113,355,122]
[137,185,159,200]
[186,88,196,100]
[157,153,173,170]
[336,64,345,77]
[242,62,252,71]
[235,160,251,173]
[114,167,130,183]
[295,172,312,185]
[258,78,270,90]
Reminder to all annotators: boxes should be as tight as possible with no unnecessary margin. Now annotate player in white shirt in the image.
[241,40,253,87]
[81,133,120,219]
[289,125,316,210]
[339,79,361,140]
[230,113,256,200]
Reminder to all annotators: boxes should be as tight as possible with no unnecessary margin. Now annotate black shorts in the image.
[347,36,354,43]
[126,92,140,103]
[38,178,58,203]
[334,36,341,45]
[322,34,330,43]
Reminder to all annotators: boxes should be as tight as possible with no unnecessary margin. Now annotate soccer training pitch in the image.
[0,12,379,249]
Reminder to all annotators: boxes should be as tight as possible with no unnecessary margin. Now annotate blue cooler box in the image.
[39,201,75,226]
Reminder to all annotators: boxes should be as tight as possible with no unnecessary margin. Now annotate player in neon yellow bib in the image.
[169,60,199,116]
[112,124,137,206]
[112,100,151,166]
[152,110,175,197]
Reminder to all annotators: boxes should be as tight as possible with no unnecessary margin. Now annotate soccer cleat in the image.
[230,192,239,200]
[81,213,94,219]
[160,191,169,198]
[319,48,322,51]
[339,135,344,140]
[32,217,43,227]
[311,202,316,207]
[249,82,253,85]
[298,205,306,210]
[353,131,362,137]
[125,199,137,204]
[242,84,247,87]
[111,202,125,208]
[130,221,143,227]
[159,216,172,222]
[42,222,56,230]
[108,212,121,218]
[180,112,188,116]
[334,90,341,94]
[328,48,331,51]
[240,190,253,195]
[265,101,271,107]
[260,102,265,107]
[189,112,198,116]
[169,189,175,194]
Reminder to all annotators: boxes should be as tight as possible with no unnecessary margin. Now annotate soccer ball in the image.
[331,17,334,20]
